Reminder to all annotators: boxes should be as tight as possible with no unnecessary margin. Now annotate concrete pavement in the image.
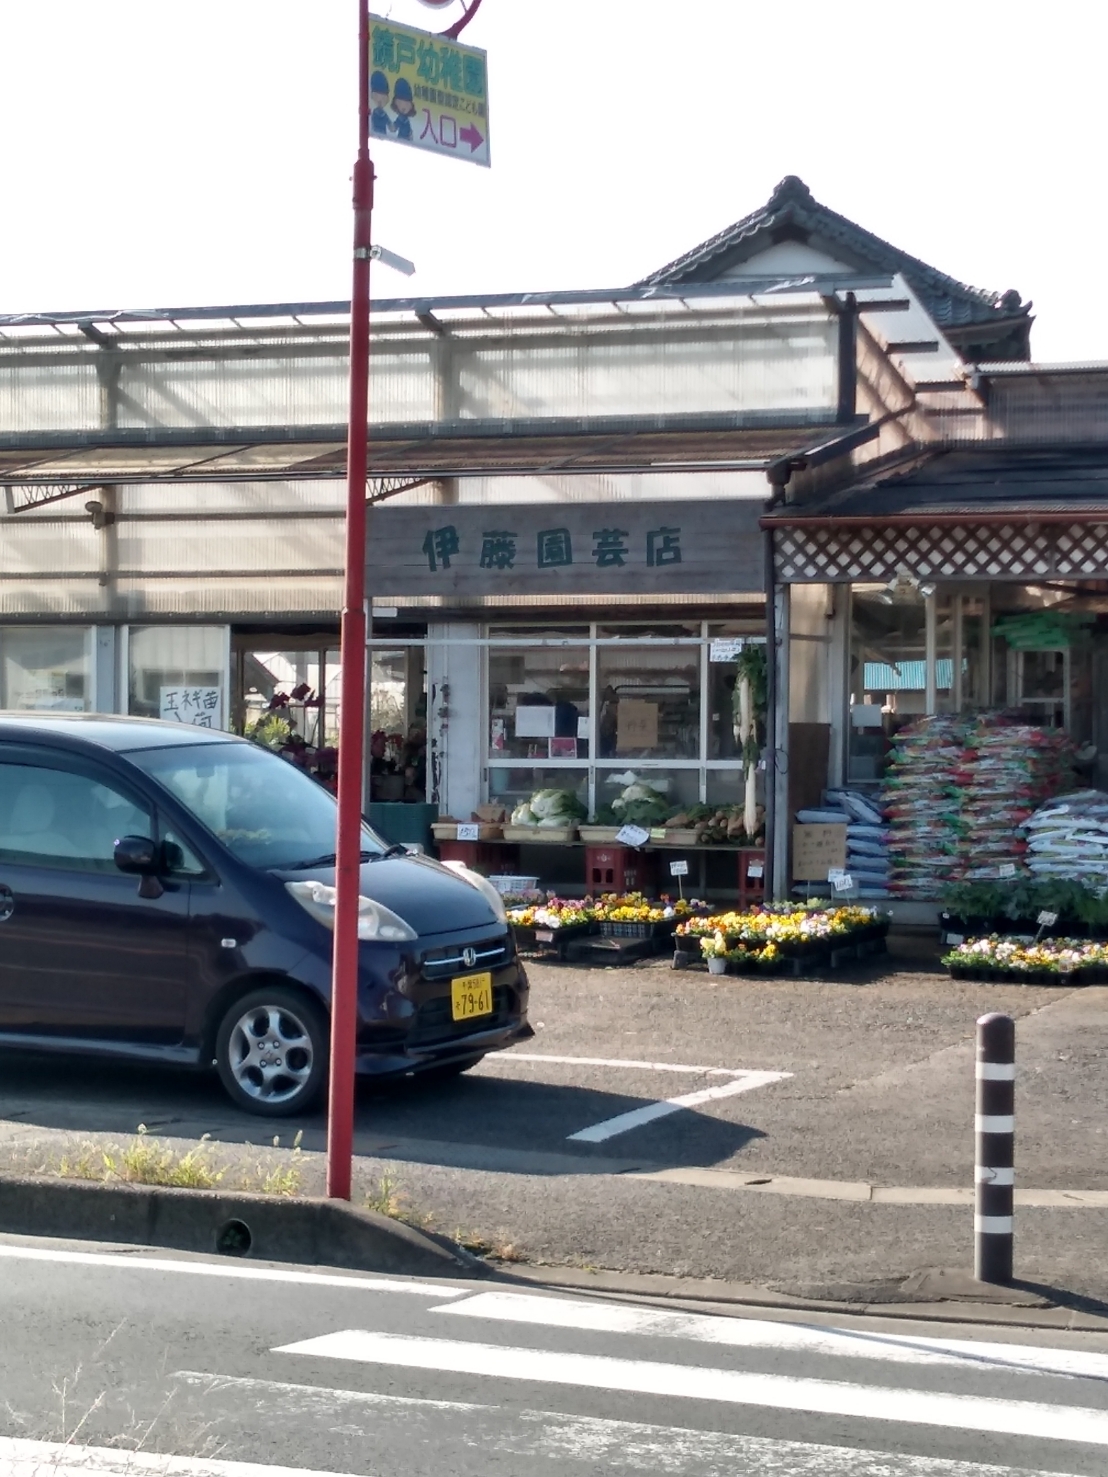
[0,955,1105,1301]
[2,1233,1108,1475]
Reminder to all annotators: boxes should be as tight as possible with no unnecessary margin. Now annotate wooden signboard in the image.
[792,823,847,881]
[366,500,765,598]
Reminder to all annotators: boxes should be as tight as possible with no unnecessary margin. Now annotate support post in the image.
[327,0,375,1201]
[975,1011,1015,1284]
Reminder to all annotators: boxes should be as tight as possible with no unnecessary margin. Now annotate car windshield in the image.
[129,741,385,869]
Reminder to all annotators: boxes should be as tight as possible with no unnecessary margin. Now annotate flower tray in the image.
[512,920,597,954]
[600,917,679,940]
[946,964,1090,986]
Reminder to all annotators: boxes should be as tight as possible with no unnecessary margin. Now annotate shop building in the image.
[6,176,1105,907]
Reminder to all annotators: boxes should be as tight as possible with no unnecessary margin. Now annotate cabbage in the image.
[513,788,586,826]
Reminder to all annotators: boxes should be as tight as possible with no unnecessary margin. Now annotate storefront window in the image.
[594,766,701,818]
[705,767,749,807]
[129,626,227,728]
[489,646,590,760]
[0,626,92,711]
[242,651,324,745]
[596,644,700,759]
[487,766,589,810]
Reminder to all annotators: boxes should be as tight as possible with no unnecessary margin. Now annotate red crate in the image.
[585,845,654,894]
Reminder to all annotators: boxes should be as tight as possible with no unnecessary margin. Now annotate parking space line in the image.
[504,1053,763,1077]
[568,1071,790,1144]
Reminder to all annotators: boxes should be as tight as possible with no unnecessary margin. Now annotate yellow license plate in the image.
[451,971,493,1021]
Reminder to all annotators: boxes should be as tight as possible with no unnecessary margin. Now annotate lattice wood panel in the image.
[774,523,1108,582]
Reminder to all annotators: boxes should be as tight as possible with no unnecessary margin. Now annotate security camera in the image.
[85,500,115,529]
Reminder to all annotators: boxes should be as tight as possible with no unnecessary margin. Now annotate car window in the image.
[0,762,153,873]
[162,827,208,878]
[129,740,384,870]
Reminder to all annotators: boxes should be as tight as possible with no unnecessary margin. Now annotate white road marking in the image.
[505,1053,761,1076]
[0,1437,362,1477]
[276,1329,1108,1445]
[568,1071,789,1143]
[0,1243,465,1297]
[171,1373,1088,1476]
[434,1290,1108,1382]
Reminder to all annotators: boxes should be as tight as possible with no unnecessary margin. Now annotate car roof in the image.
[0,712,245,754]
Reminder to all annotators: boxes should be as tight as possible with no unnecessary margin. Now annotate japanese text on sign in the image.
[160,687,222,730]
[369,16,490,167]
[423,523,684,574]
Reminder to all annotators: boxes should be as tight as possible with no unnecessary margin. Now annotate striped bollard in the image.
[975,1012,1015,1284]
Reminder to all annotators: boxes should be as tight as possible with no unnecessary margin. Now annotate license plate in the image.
[451,971,493,1021]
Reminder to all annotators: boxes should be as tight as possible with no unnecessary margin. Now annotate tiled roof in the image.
[640,176,1031,349]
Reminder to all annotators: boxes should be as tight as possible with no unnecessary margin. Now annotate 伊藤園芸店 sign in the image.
[365,501,764,597]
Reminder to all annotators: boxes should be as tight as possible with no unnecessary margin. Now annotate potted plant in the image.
[700,932,730,974]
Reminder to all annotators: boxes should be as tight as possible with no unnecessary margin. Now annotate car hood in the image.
[276,852,501,938]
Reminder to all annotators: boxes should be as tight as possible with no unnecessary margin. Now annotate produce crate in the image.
[503,825,578,844]
[655,828,701,847]
[586,845,654,893]
[431,822,503,842]
[578,825,622,844]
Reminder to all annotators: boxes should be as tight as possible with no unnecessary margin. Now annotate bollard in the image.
[975,1011,1015,1284]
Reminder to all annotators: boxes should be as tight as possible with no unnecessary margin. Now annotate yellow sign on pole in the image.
[368,16,490,167]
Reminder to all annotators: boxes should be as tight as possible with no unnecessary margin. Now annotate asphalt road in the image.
[2,1233,1108,1477]
[0,958,1106,1298]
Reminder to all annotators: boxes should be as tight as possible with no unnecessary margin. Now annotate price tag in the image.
[946,932,965,947]
[998,863,1017,879]
[669,859,689,878]
[535,929,554,942]
[1037,910,1058,927]
[828,868,854,894]
[456,823,480,842]
[615,824,650,848]
[747,862,764,879]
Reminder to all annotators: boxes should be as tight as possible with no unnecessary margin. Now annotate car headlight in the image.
[441,861,508,923]
[285,880,417,942]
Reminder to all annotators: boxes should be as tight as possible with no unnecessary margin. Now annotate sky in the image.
[0,1,1103,362]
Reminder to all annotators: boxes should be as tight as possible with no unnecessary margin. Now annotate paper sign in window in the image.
[515,705,556,738]
[616,698,658,751]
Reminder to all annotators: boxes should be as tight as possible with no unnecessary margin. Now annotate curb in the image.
[495,1263,1108,1333]
[0,1174,481,1279]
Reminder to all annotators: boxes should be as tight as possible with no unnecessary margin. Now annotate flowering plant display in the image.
[943,935,1108,978]
[699,931,729,960]
[678,904,883,948]
[506,896,596,930]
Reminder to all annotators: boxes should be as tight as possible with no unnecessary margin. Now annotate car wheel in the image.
[420,1054,485,1083]
[215,987,327,1117]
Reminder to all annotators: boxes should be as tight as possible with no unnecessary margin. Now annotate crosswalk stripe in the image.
[434,1290,1108,1381]
[275,1330,1108,1445]
[0,1435,358,1477]
[173,1372,1088,1476]
[0,1244,465,1297]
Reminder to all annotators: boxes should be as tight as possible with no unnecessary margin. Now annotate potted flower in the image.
[700,932,730,974]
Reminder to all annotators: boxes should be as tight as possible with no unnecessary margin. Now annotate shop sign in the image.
[368,16,490,166]
[792,823,847,881]
[709,638,744,663]
[160,686,222,729]
[367,500,765,597]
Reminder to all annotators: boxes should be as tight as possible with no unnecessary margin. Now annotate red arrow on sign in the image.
[459,123,484,152]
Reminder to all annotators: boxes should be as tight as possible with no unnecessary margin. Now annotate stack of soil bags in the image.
[795,790,891,899]
[883,714,1076,898]
[956,718,1075,881]
[1024,790,1108,890]
[882,716,966,899]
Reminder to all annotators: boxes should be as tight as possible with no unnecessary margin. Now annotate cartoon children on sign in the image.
[370,70,393,136]
[391,77,416,141]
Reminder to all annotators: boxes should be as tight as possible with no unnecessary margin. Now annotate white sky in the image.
[0,1,1102,362]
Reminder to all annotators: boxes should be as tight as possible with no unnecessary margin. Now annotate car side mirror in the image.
[114,835,158,874]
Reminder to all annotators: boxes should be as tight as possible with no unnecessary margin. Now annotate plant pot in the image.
[707,956,728,975]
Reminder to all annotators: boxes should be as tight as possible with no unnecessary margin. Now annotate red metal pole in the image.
[327,0,375,1201]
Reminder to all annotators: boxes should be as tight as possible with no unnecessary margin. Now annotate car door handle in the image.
[0,886,13,923]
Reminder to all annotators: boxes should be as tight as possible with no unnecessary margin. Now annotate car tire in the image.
[215,986,328,1117]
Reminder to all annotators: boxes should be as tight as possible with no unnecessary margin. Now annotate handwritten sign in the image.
[669,859,689,877]
[709,639,743,663]
[616,699,658,752]
[746,861,764,880]
[1037,910,1058,927]
[999,863,1017,879]
[456,823,480,842]
[792,823,847,882]
[160,687,222,729]
[615,824,650,848]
